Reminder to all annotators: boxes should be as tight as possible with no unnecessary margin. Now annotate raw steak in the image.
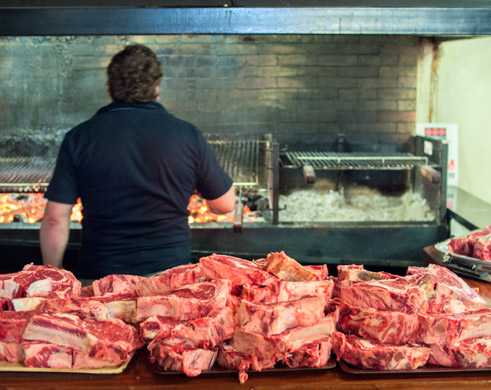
[337,264,399,283]
[136,279,232,322]
[241,279,334,305]
[304,264,329,280]
[135,264,205,297]
[23,342,73,369]
[0,264,81,299]
[73,351,126,369]
[149,345,217,377]
[0,310,36,343]
[37,297,110,320]
[22,313,143,363]
[448,225,491,257]
[11,294,137,323]
[283,337,332,369]
[236,296,325,336]
[338,273,432,313]
[9,297,48,312]
[331,331,430,370]
[228,328,282,370]
[139,316,182,342]
[428,337,491,368]
[336,302,419,345]
[417,308,491,346]
[0,310,32,362]
[334,264,400,298]
[407,264,486,313]
[274,314,336,353]
[265,251,320,282]
[145,307,235,348]
[255,257,329,280]
[200,254,277,286]
[0,341,23,363]
[217,344,254,384]
[473,233,491,261]
[92,274,144,297]
[103,299,137,324]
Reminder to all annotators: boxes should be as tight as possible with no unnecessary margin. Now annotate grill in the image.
[0,135,449,275]
[281,152,428,171]
[209,139,264,189]
[0,140,267,193]
[0,157,56,193]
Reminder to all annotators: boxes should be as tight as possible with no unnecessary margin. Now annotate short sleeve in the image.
[44,134,80,205]
[194,132,233,201]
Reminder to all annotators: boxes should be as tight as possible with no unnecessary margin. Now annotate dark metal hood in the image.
[1,1,491,36]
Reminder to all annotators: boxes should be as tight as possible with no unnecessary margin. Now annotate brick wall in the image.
[0,34,419,156]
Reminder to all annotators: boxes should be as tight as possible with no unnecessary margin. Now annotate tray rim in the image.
[154,356,336,375]
[0,354,132,374]
[434,236,491,269]
[339,360,491,374]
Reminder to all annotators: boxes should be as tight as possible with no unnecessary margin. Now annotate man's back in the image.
[46,101,232,278]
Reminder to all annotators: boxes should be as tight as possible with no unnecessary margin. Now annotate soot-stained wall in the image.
[0,34,418,156]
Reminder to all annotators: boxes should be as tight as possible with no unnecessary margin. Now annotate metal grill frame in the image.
[281,151,429,170]
[209,139,263,189]
[0,139,267,193]
[0,157,56,192]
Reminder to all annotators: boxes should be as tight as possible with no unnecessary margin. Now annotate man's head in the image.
[107,44,163,104]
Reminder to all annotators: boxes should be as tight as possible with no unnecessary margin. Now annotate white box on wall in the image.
[416,123,458,187]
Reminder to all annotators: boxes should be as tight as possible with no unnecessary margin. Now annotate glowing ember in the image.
[0,193,258,224]
[187,194,245,223]
[0,193,82,223]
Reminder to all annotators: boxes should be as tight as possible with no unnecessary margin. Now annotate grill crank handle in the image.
[303,165,316,184]
[233,187,244,233]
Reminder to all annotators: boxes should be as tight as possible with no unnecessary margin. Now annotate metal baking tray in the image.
[339,360,491,374]
[154,357,336,375]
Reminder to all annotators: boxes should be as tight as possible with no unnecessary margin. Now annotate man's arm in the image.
[40,200,73,269]
[206,184,236,215]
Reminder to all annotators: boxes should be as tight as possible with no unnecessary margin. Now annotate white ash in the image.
[278,189,435,222]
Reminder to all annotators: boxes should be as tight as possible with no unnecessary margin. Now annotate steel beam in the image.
[1,7,490,36]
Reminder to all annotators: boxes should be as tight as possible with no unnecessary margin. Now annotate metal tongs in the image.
[442,252,491,282]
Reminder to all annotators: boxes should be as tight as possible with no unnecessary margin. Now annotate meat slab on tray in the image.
[448,225,491,261]
[332,263,491,371]
[0,251,490,380]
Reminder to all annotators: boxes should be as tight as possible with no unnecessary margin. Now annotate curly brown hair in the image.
[107,44,163,104]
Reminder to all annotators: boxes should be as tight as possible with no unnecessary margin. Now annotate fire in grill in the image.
[0,138,270,225]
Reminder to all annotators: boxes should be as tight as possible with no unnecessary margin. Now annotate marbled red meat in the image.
[136,279,232,322]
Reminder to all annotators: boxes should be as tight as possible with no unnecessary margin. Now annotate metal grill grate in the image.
[0,140,263,193]
[281,151,428,170]
[0,157,56,192]
[210,140,261,188]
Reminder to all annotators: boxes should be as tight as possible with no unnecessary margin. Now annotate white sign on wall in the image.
[416,123,458,187]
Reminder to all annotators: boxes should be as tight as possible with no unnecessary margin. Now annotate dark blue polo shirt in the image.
[45,101,233,278]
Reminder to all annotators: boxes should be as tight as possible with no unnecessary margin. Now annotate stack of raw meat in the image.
[137,252,336,383]
[0,265,143,369]
[333,263,491,370]
[448,225,491,261]
[1,254,489,381]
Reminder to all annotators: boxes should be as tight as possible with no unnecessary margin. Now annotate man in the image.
[40,44,235,279]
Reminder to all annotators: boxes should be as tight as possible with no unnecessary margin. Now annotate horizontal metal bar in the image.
[294,156,428,161]
[0,183,49,187]
[1,7,491,36]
